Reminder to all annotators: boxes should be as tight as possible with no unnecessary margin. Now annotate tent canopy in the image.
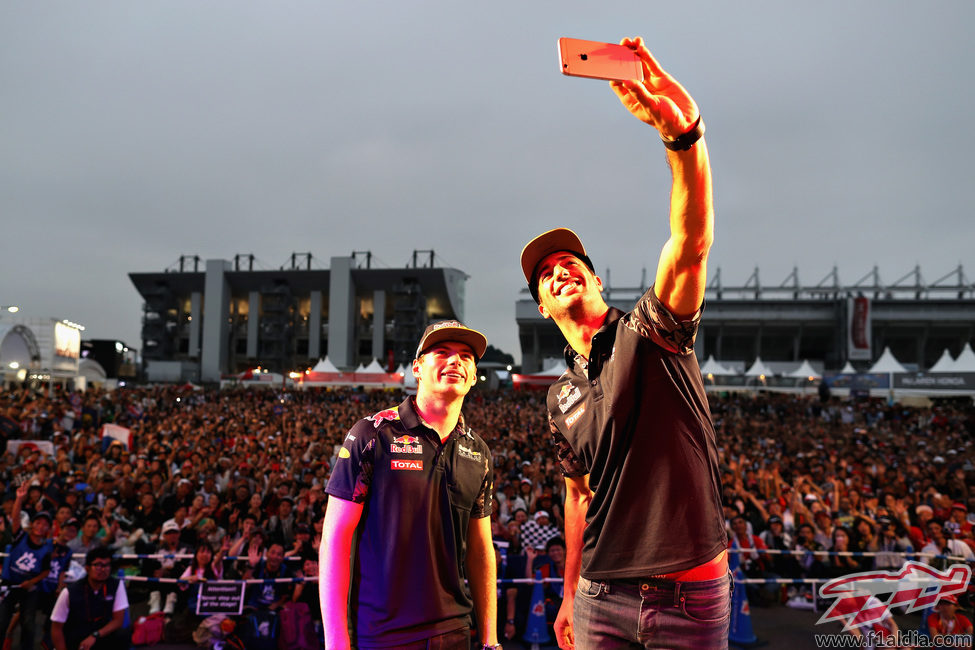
[929,349,956,373]
[537,361,567,377]
[787,359,821,379]
[700,355,733,376]
[745,357,774,377]
[868,347,907,374]
[954,343,975,372]
[361,359,385,373]
[312,357,340,373]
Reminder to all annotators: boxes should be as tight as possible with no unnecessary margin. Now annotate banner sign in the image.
[825,373,975,392]
[847,296,872,361]
[824,373,890,390]
[6,439,56,458]
[196,582,245,615]
[894,372,975,391]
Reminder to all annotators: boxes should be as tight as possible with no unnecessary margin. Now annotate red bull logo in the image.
[368,408,400,429]
[391,435,422,454]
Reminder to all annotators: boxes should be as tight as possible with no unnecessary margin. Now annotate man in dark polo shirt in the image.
[320,321,499,649]
[519,37,728,649]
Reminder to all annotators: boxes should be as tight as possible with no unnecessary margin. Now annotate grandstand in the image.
[129,251,468,383]
[517,264,975,373]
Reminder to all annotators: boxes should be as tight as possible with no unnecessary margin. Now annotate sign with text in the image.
[894,372,975,391]
[196,582,245,616]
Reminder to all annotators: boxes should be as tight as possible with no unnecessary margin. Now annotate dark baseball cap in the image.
[415,320,487,361]
[520,228,595,303]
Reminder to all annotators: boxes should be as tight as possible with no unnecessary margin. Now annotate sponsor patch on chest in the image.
[391,459,423,471]
[390,443,422,454]
[390,435,422,454]
[565,403,586,428]
[458,444,481,462]
[557,383,582,413]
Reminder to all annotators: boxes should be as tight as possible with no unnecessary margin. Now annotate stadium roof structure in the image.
[518,263,975,374]
[130,250,470,382]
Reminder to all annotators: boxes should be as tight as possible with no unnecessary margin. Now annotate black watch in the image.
[482,645,502,650]
[92,630,101,639]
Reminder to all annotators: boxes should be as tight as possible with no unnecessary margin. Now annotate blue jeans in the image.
[574,573,732,649]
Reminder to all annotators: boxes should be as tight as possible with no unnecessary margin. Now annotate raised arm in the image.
[610,37,713,317]
[319,496,363,650]
[10,480,28,535]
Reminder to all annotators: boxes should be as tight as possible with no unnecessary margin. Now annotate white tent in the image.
[700,355,732,376]
[403,368,417,389]
[868,347,907,374]
[787,359,821,379]
[353,362,368,373]
[839,361,857,374]
[929,349,957,373]
[953,343,975,372]
[538,362,567,376]
[361,359,385,373]
[745,357,774,377]
[311,357,340,373]
[529,358,567,376]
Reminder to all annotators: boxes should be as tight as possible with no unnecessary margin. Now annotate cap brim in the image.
[416,326,488,360]
[520,228,588,286]
[520,228,593,302]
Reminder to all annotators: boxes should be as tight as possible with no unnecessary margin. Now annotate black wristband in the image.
[661,116,705,151]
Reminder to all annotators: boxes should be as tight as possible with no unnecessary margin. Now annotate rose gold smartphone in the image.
[557,38,645,82]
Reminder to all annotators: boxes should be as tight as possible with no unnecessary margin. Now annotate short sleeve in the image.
[51,588,70,623]
[471,447,494,519]
[549,413,587,478]
[625,285,701,355]
[114,580,129,612]
[324,419,378,504]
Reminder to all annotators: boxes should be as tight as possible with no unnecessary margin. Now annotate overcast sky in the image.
[2,1,973,363]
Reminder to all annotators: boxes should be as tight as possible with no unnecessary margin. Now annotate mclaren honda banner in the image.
[894,372,975,391]
[847,296,872,361]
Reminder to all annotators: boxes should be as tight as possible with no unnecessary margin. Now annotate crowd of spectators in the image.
[0,383,973,647]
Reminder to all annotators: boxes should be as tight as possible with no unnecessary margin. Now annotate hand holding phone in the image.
[558,38,644,82]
